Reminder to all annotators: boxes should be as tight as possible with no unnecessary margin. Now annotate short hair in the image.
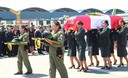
[77,21,83,25]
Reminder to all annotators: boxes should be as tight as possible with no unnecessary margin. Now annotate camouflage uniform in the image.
[17,32,32,73]
[46,29,68,78]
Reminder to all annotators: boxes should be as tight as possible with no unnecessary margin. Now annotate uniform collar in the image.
[103,26,108,29]
[20,32,25,35]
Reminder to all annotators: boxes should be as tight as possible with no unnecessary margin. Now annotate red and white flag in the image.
[64,15,123,31]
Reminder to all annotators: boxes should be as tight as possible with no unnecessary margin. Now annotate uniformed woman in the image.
[110,29,117,65]
[86,29,99,67]
[14,25,32,75]
[67,27,80,69]
[45,21,68,78]
[75,21,88,72]
[98,20,111,69]
[116,20,128,67]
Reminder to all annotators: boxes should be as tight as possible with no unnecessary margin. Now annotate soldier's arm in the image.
[50,34,64,47]
[23,33,29,42]
[118,27,128,35]
[99,29,109,37]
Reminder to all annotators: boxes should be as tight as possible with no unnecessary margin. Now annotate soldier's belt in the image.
[32,38,60,45]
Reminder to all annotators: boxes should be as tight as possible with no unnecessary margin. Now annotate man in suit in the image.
[5,26,15,57]
[35,26,43,54]
[0,26,7,56]
[0,26,3,57]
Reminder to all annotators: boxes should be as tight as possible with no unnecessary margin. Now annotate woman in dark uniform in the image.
[110,29,117,65]
[116,20,128,67]
[86,29,99,67]
[29,27,35,55]
[67,27,80,69]
[98,20,111,69]
[75,21,88,72]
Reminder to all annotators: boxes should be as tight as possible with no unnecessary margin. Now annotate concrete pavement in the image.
[0,51,128,78]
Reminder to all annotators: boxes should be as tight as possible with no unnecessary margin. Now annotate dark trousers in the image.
[13,45,18,56]
[38,44,42,54]
[45,46,49,52]
[7,49,13,57]
[2,43,7,56]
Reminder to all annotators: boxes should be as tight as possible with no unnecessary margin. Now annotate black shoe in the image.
[84,67,88,72]
[25,72,32,75]
[76,65,80,69]
[118,63,124,67]
[101,66,108,69]
[78,68,84,72]
[113,60,117,65]
[107,66,112,69]
[69,65,75,69]
[14,72,23,75]
[88,63,94,66]
[96,61,99,67]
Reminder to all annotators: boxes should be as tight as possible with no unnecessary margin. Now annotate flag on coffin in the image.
[64,15,123,31]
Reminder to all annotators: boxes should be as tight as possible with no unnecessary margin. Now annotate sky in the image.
[0,0,128,11]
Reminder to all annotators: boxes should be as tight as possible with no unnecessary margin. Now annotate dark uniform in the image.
[86,29,99,56]
[75,27,86,61]
[12,30,20,56]
[17,32,32,74]
[116,26,128,57]
[110,29,116,53]
[5,31,14,57]
[1,28,7,56]
[67,30,77,56]
[35,30,42,54]
[98,27,111,57]
[29,30,35,46]
[45,29,68,78]
[0,29,3,56]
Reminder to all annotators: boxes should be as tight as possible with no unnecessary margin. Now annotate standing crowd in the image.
[0,25,51,57]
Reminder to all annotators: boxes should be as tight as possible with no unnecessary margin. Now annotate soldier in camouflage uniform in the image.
[45,21,68,78]
[14,26,32,75]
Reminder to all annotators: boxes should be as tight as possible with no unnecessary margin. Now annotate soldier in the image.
[116,20,128,67]
[75,21,88,72]
[14,25,32,75]
[67,27,80,69]
[86,29,99,67]
[98,20,111,69]
[44,21,68,78]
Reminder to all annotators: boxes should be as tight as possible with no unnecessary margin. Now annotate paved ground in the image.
[0,51,128,78]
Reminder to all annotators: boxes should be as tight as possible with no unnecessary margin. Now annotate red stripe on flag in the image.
[109,15,123,29]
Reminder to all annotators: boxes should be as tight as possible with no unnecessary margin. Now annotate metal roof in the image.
[105,9,125,14]
[53,8,78,12]
[21,7,50,12]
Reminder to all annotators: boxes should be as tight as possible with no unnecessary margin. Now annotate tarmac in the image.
[0,50,128,78]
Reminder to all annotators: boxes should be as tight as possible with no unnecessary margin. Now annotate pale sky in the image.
[0,0,127,11]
